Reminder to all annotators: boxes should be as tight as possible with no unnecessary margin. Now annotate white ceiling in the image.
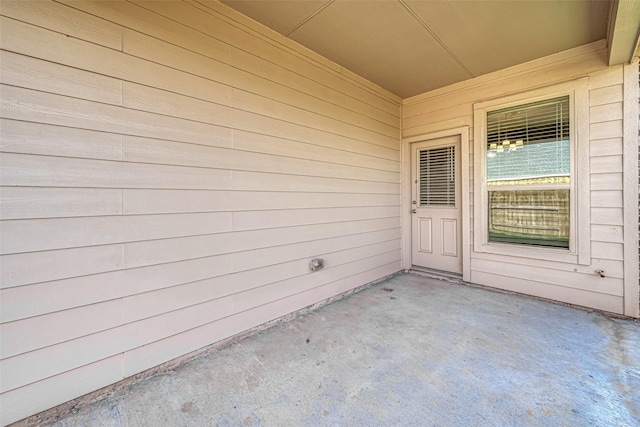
[220,0,612,98]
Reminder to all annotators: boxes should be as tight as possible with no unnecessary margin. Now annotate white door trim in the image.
[401,126,470,282]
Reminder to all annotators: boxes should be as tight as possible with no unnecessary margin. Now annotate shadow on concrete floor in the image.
[46,274,640,426]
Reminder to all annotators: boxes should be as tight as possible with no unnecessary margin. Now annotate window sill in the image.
[475,241,578,265]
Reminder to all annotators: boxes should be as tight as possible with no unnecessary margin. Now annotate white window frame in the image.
[473,79,590,265]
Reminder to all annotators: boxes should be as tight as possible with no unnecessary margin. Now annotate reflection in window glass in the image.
[488,190,569,248]
[487,140,570,183]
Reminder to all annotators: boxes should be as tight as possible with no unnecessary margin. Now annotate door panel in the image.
[441,219,457,257]
[411,136,462,274]
[418,218,433,253]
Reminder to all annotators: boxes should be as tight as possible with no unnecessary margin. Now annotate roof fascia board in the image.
[607,0,640,66]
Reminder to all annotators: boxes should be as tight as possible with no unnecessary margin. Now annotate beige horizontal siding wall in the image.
[403,41,633,316]
[0,1,401,424]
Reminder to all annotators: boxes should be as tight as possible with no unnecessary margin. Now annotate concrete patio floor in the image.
[35,273,640,426]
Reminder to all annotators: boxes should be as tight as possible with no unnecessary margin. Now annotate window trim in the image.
[473,79,590,265]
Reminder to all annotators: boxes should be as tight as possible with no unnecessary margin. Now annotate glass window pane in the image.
[487,140,570,184]
[488,189,569,248]
[419,146,455,206]
[486,96,570,185]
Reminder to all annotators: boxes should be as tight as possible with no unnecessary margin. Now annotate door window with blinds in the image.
[418,146,456,206]
[485,96,570,248]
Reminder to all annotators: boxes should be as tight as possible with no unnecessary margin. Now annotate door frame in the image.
[401,126,471,282]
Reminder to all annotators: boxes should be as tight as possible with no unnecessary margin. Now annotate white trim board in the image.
[402,126,470,282]
[622,58,639,318]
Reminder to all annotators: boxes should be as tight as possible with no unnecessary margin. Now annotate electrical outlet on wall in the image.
[310,258,324,271]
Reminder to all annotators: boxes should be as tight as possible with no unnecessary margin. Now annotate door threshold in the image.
[409,266,463,283]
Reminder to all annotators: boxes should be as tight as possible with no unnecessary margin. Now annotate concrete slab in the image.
[40,274,640,426]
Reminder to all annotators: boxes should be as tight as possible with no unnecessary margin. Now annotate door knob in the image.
[411,209,416,214]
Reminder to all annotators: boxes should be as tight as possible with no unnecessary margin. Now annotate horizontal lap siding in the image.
[589,75,624,280]
[402,42,626,315]
[0,1,401,424]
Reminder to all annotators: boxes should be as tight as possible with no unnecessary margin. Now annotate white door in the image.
[411,136,462,274]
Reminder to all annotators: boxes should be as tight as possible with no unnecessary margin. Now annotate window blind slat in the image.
[419,146,455,206]
[487,96,569,146]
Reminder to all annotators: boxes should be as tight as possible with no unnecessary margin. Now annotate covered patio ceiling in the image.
[219,0,640,98]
